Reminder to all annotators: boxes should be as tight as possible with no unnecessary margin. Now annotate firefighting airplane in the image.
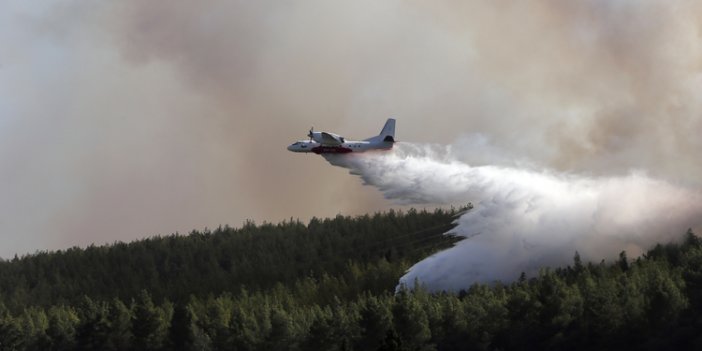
[287,118,395,154]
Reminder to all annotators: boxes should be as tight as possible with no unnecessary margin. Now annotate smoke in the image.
[325,142,702,290]
[2,1,702,260]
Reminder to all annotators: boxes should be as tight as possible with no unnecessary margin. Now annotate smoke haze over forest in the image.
[2,1,702,259]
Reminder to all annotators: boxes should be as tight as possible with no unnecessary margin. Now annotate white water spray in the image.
[325,143,702,290]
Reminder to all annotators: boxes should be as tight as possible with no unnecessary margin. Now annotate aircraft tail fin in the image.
[365,118,396,143]
[379,118,395,142]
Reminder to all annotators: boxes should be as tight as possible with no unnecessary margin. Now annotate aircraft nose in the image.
[287,144,294,151]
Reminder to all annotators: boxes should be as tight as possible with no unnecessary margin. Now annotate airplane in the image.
[287,118,395,154]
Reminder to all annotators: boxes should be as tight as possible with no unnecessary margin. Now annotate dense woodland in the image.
[0,206,700,350]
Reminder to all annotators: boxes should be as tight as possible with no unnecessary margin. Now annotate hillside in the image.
[0,207,700,350]
[0,207,464,310]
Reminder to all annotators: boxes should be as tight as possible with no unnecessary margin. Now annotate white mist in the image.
[325,143,702,290]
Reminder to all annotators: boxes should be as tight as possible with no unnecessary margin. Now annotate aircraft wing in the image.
[320,132,344,146]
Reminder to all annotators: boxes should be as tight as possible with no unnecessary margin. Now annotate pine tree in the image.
[357,296,393,350]
[266,308,293,350]
[304,309,338,351]
[392,290,431,351]
[46,306,78,351]
[75,296,110,350]
[169,303,196,351]
[0,316,23,351]
[228,306,260,351]
[104,298,133,351]
[131,290,166,351]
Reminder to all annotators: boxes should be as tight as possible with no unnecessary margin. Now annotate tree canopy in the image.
[0,207,700,350]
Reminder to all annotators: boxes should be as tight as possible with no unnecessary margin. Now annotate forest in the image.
[0,206,700,350]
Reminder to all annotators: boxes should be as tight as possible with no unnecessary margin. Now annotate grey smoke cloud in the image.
[1,1,701,258]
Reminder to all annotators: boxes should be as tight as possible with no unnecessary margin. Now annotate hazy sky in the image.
[2,1,701,258]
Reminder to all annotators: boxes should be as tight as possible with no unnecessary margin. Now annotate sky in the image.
[1,1,702,258]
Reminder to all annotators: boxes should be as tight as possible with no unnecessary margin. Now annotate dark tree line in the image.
[0,207,701,350]
[0,207,463,310]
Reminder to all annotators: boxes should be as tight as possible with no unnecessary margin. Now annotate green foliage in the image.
[46,305,78,351]
[357,296,393,350]
[0,316,23,351]
[168,304,197,351]
[0,208,462,309]
[131,290,170,351]
[392,288,432,350]
[0,208,700,350]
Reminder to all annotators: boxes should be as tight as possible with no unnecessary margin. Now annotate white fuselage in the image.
[287,139,392,154]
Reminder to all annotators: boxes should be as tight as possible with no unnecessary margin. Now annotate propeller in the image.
[308,127,314,141]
